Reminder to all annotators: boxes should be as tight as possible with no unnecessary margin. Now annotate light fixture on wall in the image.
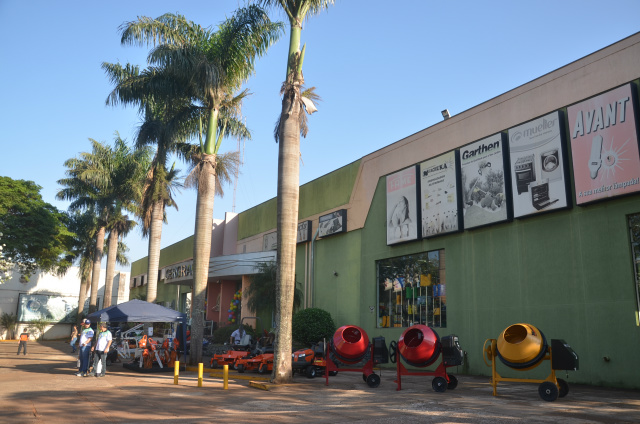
[441,109,450,120]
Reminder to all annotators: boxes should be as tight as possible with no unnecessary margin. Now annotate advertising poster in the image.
[420,151,461,237]
[508,111,569,218]
[386,166,419,245]
[17,293,78,323]
[297,220,312,243]
[567,84,640,204]
[262,232,277,251]
[318,210,347,238]
[460,133,510,229]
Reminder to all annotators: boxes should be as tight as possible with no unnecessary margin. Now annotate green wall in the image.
[238,160,361,240]
[316,176,640,389]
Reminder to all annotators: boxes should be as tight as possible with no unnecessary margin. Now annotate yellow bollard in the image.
[223,364,229,390]
[198,363,203,387]
[174,360,179,385]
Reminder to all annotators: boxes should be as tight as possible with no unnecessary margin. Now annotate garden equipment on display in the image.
[324,325,388,387]
[388,324,463,392]
[292,341,338,378]
[482,323,579,402]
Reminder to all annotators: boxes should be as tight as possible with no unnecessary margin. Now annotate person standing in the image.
[76,319,94,377]
[69,325,78,353]
[16,328,29,355]
[91,322,112,377]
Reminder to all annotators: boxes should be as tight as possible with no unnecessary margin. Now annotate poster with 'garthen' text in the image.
[567,83,640,205]
[420,151,461,238]
[460,133,509,229]
[508,111,569,218]
[386,166,418,245]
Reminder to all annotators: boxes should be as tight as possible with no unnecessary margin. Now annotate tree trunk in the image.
[273,84,302,384]
[103,229,118,308]
[89,226,105,313]
[77,272,89,325]
[146,200,165,304]
[190,157,216,365]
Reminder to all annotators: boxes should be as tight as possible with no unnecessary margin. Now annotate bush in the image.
[1,312,17,339]
[212,324,256,345]
[292,308,336,346]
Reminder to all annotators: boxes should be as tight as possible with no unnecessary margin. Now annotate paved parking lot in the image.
[1,340,639,423]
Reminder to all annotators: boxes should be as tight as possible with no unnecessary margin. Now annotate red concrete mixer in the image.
[389,324,464,392]
[483,323,579,401]
[325,325,388,387]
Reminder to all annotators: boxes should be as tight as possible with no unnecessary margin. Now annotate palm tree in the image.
[244,261,303,315]
[58,136,150,312]
[67,209,98,322]
[256,0,334,383]
[111,6,283,364]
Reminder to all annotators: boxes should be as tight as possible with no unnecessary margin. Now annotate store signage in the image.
[460,133,511,229]
[297,220,312,243]
[165,261,193,282]
[420,151,462,237]
[318,209,347,238]
[386,166,419,245]
[567,83,640,205]
[508,110,569,218]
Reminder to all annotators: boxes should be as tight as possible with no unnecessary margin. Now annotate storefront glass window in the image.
[627,214,640,323]
[377,249,446,328]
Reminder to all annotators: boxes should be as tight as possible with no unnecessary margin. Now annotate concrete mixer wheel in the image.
[432,377,447,392]
[366,373,381,388]
[389,340,398,363]
[557,378,569,398]
[538,381,559,402]
[446,374,458,390]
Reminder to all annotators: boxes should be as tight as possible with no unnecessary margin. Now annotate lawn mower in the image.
[235,344,274,374]
[210,317,269,370]
[292,341,338,378]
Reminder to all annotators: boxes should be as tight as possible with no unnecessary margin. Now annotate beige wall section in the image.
[346,33,640,230]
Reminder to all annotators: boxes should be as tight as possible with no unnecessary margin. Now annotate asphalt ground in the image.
[1,340,639,423]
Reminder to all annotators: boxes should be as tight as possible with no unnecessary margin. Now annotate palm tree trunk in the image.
[103,229,118,308]
[190,157,216,364]
[77,273,89,325]
[273,84,302,384]
[89,226,105,313]
[146,201,165,304]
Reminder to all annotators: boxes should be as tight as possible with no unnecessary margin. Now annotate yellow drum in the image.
[496,323,547,370]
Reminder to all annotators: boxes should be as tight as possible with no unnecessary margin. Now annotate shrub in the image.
[1,312,17,339]
[212,323,256,345]
[292,308,336,346]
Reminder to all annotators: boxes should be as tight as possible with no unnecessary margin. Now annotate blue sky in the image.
[1,0,639,270]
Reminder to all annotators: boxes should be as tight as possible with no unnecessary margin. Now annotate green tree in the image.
[58,136,150,311]
[112,6,283,364]
[0,177,75,282]
[257,0,334,383]
[244,261,303,314]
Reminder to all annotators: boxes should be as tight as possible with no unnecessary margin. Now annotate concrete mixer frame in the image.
[393,354,458,392]
[324,347,382,388]
[483,339,569,402]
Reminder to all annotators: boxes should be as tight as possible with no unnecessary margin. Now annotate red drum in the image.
[331,325,370,364]
[397,325,440,367]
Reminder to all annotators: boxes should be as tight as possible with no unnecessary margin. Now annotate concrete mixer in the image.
[483,323,579,402]
[324,325,388,387]
[388,324,464,392]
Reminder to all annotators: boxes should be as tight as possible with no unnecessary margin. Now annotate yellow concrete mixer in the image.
[483,323,579,402]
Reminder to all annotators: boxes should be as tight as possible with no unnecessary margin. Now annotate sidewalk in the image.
[1,340,639,423]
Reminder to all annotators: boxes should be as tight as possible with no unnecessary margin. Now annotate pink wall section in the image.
[206,279,240,326]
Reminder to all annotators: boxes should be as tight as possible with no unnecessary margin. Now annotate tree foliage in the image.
[291,308,336,346]
[0,177,75,281]
[244,261,303,313]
